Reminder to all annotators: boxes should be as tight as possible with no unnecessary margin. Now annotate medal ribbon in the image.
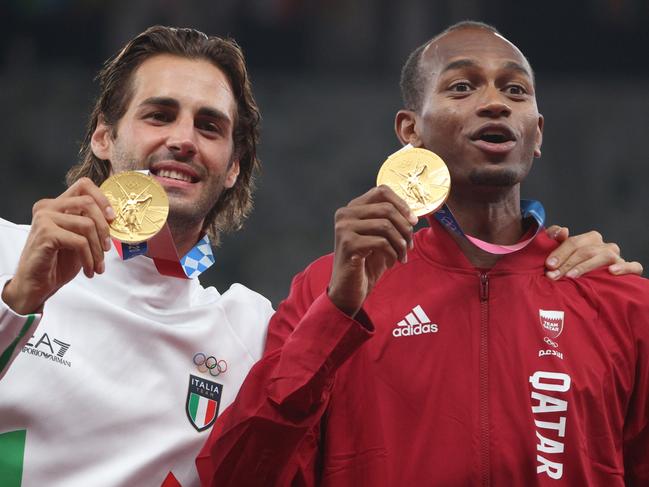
[389,144,546,255]
[113,231,215,279]
[388,144,545,255]
[433,199,546,254]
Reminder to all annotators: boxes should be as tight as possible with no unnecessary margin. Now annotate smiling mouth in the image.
[151,168,198,183]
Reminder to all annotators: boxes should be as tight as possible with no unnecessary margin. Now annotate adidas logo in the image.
[392,305,438,338]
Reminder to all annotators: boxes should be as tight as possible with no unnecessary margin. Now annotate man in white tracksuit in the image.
[0,26,273,487]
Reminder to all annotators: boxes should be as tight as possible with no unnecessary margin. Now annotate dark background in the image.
[1,0,648,305]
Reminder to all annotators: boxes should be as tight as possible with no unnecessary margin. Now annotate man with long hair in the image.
[0,26,271,486]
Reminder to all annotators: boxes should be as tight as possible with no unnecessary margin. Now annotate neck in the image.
[444,186,524,268]
[168,219,204,258]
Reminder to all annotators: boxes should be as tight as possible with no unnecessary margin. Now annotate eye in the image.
[196,119,222,135]
[505,84,527,96]
[449,82,473,93]
[146,111,172,123]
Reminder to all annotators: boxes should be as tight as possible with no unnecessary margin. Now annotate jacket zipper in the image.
[479,272,490,487]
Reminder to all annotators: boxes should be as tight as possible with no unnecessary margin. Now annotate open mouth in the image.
[472,125,516,143]
[479,133,511,144]
[469,124,517,154]
[151,168,198,183]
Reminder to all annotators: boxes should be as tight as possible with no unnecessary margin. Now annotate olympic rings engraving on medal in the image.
[544,337,559,348]
[193,352,228,376]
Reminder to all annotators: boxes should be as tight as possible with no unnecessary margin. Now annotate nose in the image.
[476,87,511,118]
[166,115,197,159]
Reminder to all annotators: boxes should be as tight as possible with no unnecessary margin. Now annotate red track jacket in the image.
[197,220,649,486]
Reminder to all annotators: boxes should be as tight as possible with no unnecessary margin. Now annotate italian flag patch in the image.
[186,374,222,432]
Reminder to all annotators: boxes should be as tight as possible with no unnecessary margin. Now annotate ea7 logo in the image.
[539,310,564,339]
[26,333,71,358]
[22,332,72,368]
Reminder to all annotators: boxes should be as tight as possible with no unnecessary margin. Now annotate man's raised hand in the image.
[328,186,417,317]
[2,177,115,315]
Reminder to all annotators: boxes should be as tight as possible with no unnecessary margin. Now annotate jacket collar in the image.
[414,216,558,274]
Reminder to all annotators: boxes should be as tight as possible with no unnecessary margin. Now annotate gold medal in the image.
[376,147,451,217]
[99,171,169,244]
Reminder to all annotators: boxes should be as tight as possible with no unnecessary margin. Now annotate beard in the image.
[109,146,227,238]
[164,185,224,235]
[468,165,525,187]
[469,169,518,187]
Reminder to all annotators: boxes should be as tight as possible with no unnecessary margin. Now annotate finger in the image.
[545,236,578,271]
[49,212,107,274]
[339,218,409,263]
[609,261,644,276]
[338,203,414,249]
[62,177,115,221]
[544,227,568,269]
[546,225,569,242]
[329,234,396,316]
[37,219,97,278]
[59,232,97,278]
[548,245,619,280]
[544,231,602,270]
[50,195,113,252]
[338,234,399,269]
[351,186,418,225]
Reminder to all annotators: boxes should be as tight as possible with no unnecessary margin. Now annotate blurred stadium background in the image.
[1,0,647,304]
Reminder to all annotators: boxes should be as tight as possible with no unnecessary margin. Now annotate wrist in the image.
[2,279,44,315]
[327,287,361,318]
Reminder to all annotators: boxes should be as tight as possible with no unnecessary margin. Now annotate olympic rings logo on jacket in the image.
[193,352,228,377]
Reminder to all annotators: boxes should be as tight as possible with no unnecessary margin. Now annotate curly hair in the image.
[67,25,261,245]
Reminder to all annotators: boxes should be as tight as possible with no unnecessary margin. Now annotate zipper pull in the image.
[479,273,489,301]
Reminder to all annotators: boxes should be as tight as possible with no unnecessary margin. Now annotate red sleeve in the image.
[196,258,374,487]
[622,279,649,486]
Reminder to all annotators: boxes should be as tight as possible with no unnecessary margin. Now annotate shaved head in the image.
[400,21,534,112]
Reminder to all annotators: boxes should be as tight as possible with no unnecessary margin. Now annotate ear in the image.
[534,114,544,158]
[224,158,240,189]
[91,117,113,161]
[395,110,423,147]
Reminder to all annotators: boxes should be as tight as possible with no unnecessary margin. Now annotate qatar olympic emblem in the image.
[193,352,228,377]
[539,309,564,339]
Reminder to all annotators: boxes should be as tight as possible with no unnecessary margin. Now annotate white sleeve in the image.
[223,283,274,362]
[0,275,42,379]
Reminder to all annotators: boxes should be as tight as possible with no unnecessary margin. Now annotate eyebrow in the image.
[502,61,532,79]
[440,59,479,74]
[440,58,532,79]
[139,96,233,125]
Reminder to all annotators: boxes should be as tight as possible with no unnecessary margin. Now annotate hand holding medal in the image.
[99,171,169,244]
[327,148,429,317]
[99,171,215,279]
[2,177,115,315]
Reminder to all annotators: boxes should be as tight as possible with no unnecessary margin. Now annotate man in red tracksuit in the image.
[197,21,649,486]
